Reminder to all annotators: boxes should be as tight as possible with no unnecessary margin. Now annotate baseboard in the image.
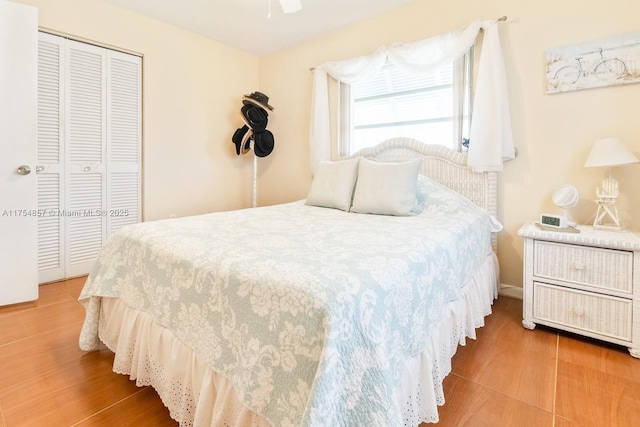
[498,283,523,300]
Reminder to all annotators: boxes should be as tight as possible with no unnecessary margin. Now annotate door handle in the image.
[16,165,31,175]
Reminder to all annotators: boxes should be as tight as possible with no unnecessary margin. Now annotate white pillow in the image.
[305,157,360,211]
[351,157,422,216]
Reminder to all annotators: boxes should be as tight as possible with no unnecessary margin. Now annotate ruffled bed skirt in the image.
[96,252,498,426]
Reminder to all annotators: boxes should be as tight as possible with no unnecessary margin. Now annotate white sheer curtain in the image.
[309,19,514,173]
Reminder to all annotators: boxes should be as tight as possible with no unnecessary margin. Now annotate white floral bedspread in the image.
[79,180,493,427]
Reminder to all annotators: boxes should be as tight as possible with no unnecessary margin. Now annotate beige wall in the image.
[259,0,640,290]
[16,0,259,221]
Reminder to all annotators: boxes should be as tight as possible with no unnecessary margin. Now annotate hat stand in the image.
[252,145,258,208]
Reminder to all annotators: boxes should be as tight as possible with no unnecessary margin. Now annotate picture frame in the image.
[546,31,640,94]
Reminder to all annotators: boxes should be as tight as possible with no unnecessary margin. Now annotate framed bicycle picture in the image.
[545,31,640,94]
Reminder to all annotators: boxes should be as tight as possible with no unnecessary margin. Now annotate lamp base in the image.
[593,197,622,231]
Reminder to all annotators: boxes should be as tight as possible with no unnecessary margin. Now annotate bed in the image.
[79,137,500,426]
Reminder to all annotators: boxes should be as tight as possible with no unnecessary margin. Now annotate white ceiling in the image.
[100,0,418,55]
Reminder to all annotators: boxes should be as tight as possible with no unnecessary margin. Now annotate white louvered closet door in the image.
[107,50,141,236]
[37,33,65,283]
[37,32,141,282]
[64,39,108,278]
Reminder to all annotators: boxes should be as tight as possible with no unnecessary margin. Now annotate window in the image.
[340,50,473,155]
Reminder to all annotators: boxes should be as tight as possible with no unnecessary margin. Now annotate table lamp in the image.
[584,138,639,230]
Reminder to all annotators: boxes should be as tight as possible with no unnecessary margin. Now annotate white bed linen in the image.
[96,252,497,426]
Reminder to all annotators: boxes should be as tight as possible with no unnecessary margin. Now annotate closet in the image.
[37,32,141,283]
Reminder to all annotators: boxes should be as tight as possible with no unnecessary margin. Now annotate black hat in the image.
[253,130,274,157]
[241,104,268,132]
[231,125,250,156]
[242,91,274,112]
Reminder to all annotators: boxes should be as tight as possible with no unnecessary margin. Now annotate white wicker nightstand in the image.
[518,223,640,358]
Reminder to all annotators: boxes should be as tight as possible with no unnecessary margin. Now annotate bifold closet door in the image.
[37,33,65,284]
[37,32,141,283]
[106,49,142,238]
[64,39,108,278]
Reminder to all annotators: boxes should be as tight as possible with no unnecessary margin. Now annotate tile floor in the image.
[435,297,640,427]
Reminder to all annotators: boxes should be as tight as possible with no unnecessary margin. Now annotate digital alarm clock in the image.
[540,213,568,228]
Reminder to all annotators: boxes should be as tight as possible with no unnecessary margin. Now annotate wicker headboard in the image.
[341,137,498,252]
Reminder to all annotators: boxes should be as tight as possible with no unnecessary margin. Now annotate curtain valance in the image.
[309,19,514,173]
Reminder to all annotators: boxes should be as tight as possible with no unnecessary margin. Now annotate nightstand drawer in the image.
[533,282,632,342]
[533,241,632,294]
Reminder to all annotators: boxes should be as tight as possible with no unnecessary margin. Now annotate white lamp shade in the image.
[584,138,639,168]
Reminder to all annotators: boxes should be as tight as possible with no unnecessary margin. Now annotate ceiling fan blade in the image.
[279,0,302,13]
